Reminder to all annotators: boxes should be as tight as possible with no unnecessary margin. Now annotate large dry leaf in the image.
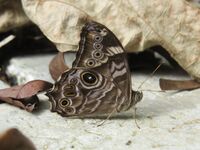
[22,0,90,51]
[0,0,29,33]
[21,0,200,81]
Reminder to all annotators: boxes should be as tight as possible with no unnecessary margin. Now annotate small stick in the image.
[0,35,15,48]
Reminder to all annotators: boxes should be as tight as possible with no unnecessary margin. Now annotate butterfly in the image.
[46,21,143,117]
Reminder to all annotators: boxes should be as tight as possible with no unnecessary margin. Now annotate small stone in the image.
[126,140,132,146]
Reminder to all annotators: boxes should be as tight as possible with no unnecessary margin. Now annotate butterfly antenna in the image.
[137,63,163,91]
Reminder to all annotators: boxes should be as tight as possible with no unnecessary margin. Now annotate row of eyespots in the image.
[86,32,105,67]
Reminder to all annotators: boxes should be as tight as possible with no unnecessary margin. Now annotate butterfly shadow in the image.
[65,110,138,120]
[32,98,50,115]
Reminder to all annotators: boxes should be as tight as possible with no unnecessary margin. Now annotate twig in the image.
[0,35,15,48]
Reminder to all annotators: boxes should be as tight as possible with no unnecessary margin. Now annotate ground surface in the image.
[0,54,200,150]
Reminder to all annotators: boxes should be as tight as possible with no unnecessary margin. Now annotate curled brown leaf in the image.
[0,80,52,112]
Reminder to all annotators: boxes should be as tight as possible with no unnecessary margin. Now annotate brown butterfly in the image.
[46,21,143,117]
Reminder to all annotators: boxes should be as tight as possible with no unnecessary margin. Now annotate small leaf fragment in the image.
[159,78,200,91]
[49,52,69,81]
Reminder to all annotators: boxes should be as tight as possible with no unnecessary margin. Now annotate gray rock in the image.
[1,54,200,150]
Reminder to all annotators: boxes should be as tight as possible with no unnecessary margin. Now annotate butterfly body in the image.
[46,21,142,117]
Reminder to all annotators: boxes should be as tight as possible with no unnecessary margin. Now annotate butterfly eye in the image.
[86,59,95,67]
[95,28,102,33]
[81,72,98,85]
[59,98,71,107]
[94,35,103,42]
[93,43,103,50]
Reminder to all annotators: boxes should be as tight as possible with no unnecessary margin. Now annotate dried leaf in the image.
[49,52,69,81]
[0,80,52,112]
[159,78,200,90]
[21,0,200,80]
[0,128,36,150]
[0,80,52,98]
